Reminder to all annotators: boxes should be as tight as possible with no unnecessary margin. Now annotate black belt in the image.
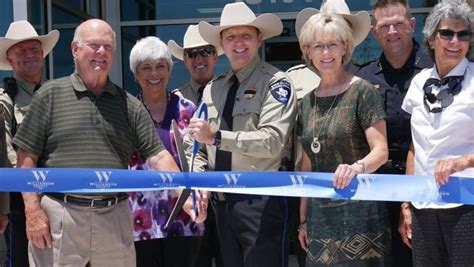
[45,193,128,209]
[214,192,267,204]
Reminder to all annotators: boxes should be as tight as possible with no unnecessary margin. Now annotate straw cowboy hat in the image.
[295,0,370,46]
[198,2,283,51]
[0,20,59,70]
[168,25,223,61]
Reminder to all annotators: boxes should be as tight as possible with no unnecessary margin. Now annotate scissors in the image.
[164,103,208,229]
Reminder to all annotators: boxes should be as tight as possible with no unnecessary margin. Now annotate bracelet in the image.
[297,220,307,231]
[355,160,366,174]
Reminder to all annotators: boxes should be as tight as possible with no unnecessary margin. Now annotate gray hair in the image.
[129,36,173,76]
[423,0,474,61]
[298,12,354,67]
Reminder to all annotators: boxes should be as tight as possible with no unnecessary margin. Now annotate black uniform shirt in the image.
[357,40,433,168]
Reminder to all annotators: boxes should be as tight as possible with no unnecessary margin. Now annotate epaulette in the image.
[286,63,307,73]
[359,59,377,69]
[171,82,191,94]
[259,62,283,77]
[211,72,227,82]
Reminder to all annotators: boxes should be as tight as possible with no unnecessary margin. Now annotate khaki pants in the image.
[29,195,135,267]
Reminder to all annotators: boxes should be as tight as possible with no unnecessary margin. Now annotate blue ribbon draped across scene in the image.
[0,168,474,205]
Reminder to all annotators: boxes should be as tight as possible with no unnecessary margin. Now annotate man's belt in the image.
[45,193,128,209]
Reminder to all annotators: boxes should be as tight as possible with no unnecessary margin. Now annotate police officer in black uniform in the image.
[357,0,432,266]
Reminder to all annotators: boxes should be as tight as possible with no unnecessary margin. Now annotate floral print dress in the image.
[128,92,204,240]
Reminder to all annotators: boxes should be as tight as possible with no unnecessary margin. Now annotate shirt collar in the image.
[430,57,468,80]
[378,39,423,73]
[70,71,118,96]
[232,57,260,83]
[190,79,204,91]
[13,73,43,93]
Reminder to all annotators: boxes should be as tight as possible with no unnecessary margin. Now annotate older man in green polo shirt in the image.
[13,19,206,267]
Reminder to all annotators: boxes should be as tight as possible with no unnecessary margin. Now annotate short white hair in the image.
[129,36,173,76]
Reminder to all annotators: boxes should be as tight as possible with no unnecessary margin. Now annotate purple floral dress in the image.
[128,92,204,240]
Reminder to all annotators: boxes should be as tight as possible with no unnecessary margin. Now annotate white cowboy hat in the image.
[295,0,370,46]
[198,2,282,51]
[0,20,59,70]
[168,25,223,61]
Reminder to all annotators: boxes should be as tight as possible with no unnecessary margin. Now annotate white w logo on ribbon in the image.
[95,171,112,182]
[159,173,175,183]
[32,170,49,182]
[290,175,307,186]
[356,175,374,190]
[224,174,240,185]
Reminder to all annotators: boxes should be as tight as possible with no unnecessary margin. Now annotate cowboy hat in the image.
[198,2,282,51]
[168,25,223,61]
[0,20,59,70]
[295,0,370,46]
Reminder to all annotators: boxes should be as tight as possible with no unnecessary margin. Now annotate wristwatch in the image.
[213,130,222,148]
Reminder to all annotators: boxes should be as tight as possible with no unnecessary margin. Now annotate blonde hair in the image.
[298,12,354,66]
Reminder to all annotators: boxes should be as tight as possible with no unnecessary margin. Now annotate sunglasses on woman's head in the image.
[184,47,216,59]
[437,29,472,42]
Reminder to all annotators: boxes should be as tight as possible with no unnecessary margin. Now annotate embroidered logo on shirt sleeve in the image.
[269,80,291,104]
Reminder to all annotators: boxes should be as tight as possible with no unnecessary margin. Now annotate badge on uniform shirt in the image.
[269,80,291,104]
[244,87,257,99]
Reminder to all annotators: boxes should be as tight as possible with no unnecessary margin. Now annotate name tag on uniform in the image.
[244,87,257,99]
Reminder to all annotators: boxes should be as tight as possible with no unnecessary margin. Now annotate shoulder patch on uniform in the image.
[269,80,291,104]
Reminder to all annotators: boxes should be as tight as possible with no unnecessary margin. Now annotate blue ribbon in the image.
[1,168,474,205]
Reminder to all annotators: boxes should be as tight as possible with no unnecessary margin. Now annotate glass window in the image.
[53,29,76,78]
[120,0,435,21]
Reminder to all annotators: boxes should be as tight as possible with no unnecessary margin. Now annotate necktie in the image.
[423,75,463,113]
[197,86,205,104]
[215,75,239,171]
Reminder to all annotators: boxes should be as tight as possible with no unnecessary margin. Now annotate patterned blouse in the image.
[128,92,204,240]
[297,79,390,266]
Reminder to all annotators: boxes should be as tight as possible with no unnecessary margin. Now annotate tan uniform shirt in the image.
[0,74,39,167]
[173,80,204,105]
[188,57,297,172]
[286,64,321,100]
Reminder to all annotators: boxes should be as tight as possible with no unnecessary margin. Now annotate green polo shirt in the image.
[13,72,164,168]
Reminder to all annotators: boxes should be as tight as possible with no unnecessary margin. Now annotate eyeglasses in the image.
[437,29,472,42]
[86,43,114,52]
[310,42,342,54]
[184,47,216,59]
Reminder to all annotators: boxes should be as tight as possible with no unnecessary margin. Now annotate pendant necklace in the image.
[311,83,344,154]
[140,92,169,128]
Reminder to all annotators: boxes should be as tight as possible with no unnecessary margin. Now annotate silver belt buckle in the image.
[90,198,102,208]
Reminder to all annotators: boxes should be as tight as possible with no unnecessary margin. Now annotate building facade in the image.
[1,0,438,95]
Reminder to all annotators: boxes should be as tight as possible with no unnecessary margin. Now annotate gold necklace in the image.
[310,81,347,154]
